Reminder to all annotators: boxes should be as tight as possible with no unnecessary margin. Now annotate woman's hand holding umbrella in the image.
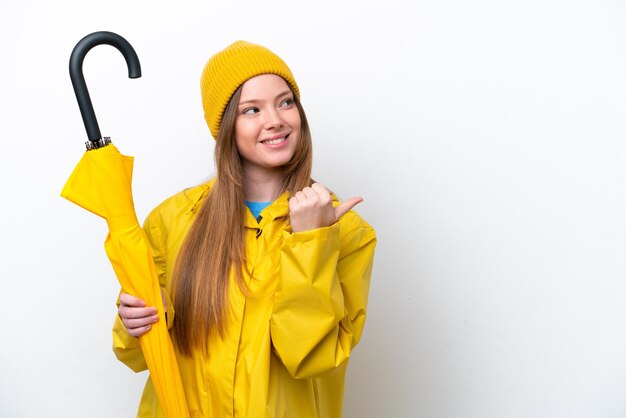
[119,291,167,338]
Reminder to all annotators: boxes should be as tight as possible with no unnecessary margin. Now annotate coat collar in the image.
[243,190,290,229]
[187,178,339,229]
[188,178,290,228]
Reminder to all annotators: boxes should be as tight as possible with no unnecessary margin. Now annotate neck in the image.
[243,165,285,202]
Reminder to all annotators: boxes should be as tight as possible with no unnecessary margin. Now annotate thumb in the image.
[334,197,363,220]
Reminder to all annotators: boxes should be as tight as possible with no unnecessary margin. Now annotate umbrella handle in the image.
[69,31,142,143]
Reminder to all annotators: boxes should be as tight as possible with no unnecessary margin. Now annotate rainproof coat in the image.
[113,179,377,418]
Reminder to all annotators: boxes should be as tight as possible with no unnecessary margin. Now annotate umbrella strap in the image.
[86,136,112,151]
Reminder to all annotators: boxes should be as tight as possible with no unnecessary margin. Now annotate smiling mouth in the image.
[261,134,289,145]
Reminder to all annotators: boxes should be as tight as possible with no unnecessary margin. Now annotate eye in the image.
[280,98,295,108]
[242,107,259,115]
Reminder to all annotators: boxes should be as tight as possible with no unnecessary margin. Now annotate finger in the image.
[127,324,154,338]
[311,183,330,196]
[119,305,157,319]
[123,314,159,330]
[288,196,298,211]
[295,191,306,202]
[301,187,317,199]
[119,292,147,308]
[311,183,331,203]
[334,197,363,220]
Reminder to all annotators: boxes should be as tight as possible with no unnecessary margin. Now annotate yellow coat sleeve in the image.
[270,212,377,379]
[111,211,175,373]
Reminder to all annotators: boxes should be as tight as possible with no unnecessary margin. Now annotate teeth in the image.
[264,136,286,145]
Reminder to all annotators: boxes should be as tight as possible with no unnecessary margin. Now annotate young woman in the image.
[113,40,377,418]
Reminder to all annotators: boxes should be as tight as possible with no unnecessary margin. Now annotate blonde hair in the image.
[171,84,312,355]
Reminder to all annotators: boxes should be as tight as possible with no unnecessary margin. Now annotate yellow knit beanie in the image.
[200,40,300,139]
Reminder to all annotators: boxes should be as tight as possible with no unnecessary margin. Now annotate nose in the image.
[265,108,284,129]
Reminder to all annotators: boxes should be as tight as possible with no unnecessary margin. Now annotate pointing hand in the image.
[289,183,363,233]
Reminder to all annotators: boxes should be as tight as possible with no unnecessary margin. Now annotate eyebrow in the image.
[238,90,293,106]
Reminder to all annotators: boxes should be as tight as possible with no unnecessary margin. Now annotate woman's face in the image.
[235,74,301,174]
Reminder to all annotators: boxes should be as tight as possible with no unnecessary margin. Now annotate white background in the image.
[1,0,626,417]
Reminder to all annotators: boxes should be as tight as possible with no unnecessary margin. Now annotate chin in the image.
[266,159,294,169]
[266,152,297,167]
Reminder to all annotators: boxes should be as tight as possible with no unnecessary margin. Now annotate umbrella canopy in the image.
[61,143,190,417]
